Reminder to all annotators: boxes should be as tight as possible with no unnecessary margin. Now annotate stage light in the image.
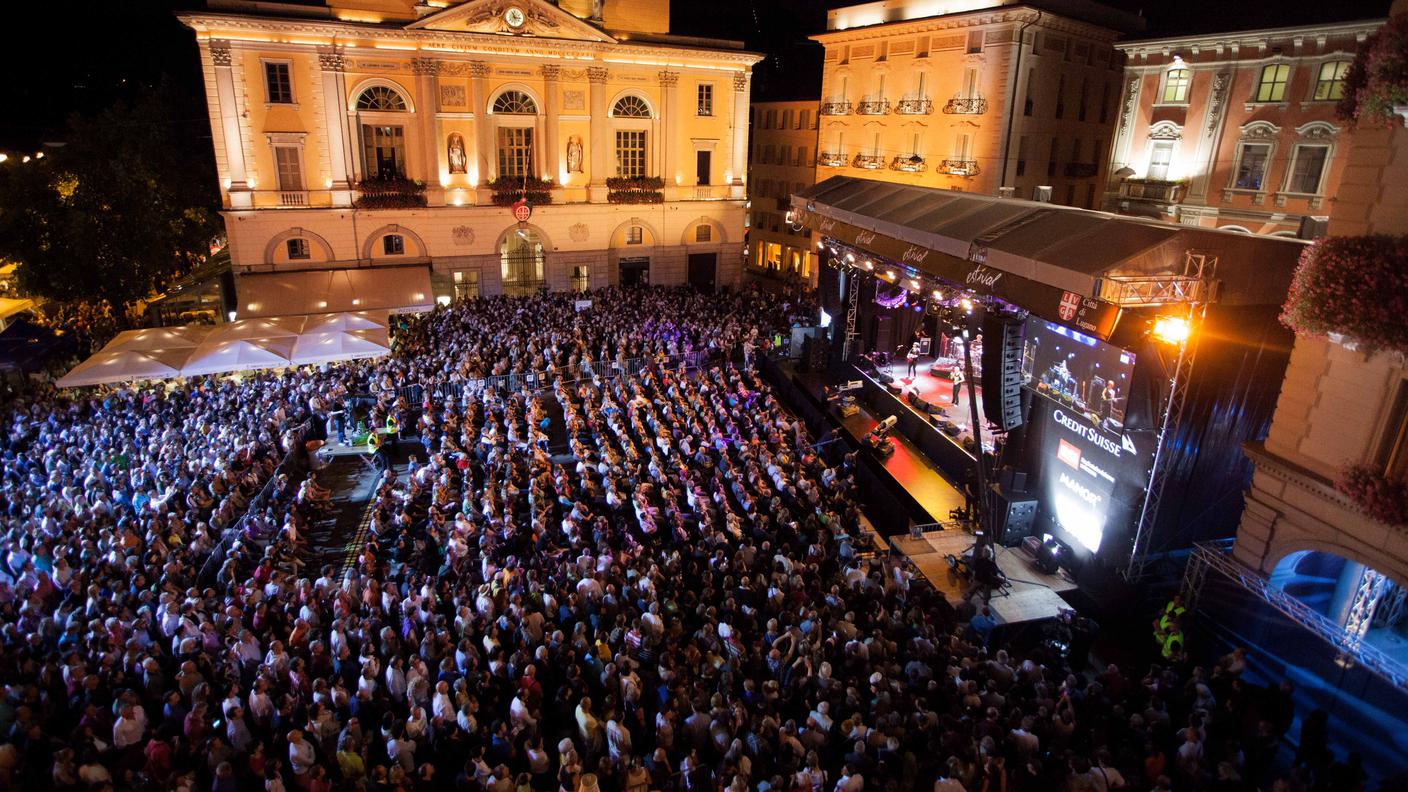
[960,297,973,313]
[845,253,856,264]
[908,278,920,290]
[932,289,944,300]
[1153,316,1190,345]
[862,260,874,270]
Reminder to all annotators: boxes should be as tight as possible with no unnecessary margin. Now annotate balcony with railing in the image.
[1065,162,1099,179]
[856,99,891,115]
[942,95,989,114]
[852,153,886,170]
[817,151,848,168]
[277,190,309,207]
[819,101,852,116]
[1118,178,1188,204]
[940,159,981,176]
[895,98,934,115]
[890,155,926,172]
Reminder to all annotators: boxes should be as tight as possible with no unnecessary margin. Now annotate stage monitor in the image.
[1023,319,1135,436]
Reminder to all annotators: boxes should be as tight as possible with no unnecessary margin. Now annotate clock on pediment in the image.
[409,0,614,43]
[504,7,526,29]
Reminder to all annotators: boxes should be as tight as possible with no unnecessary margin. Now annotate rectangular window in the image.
[570,265,589,292]
[697,83,714,116]
[966,30,984,54]
[781,145,792,167]
[264,62,293,104]
[1099,81,1110,123]
[1234,143,1271,189]
[762,144,774,164]
[1048,136,1059,179]
[954,133,972,160]
[799,109,812,129]
[1313,61,1350,101]
[497,126,534,178]
[796,146,809,166]
[1016,136,1028,177]
[615,129,647,178]
[1055,75,1066,119]
[273,146,303,191]
[781,110,793,129]
[1255,64,1290,102]
[362,124,406,180]
[1148,141,1174,180]
[1024,68,1035,116]
[696,224,712,242]
[286,238,310,260]
[765,109,777,129]
[383,235,404,255]
[452,270,480,300]
[626,226,643,245]
[1078,79,1088,121]
[961,68,978,99]
[1287,144,1329,193]
[1162,69,1191,103]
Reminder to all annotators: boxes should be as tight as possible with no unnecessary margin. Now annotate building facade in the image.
[746,100,820,283]
[180,0,760,315]
[1106,19,1383,236]
[809,0,1139,209]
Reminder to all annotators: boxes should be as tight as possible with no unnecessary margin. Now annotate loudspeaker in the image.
[992,485,1038,546]
[802,336,829,373]
[981,314,1026,432]
[872,314,894,356]
[996,466,1028,493]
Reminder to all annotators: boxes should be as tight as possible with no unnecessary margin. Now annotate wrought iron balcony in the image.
[1118,178,1187,204]
[1065,162,1099,178]
[940,159,981,177]
[895,98,934,115]
[817,151,847,168]
[819,101,852,116]
[856,99,891,115]
[852,153,886,170]
[890,155,926,172]
[942,95,989,114]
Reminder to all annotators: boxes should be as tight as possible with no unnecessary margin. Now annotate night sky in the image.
[0,0,1392,151]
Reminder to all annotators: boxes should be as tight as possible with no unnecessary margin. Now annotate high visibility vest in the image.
[1161,631,1184,659]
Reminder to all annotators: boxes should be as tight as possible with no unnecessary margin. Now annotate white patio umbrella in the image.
[289,328,390,365]
[105,325,212,352]
[180,337,298,377]
[300,309,390,335]
[57,347,197,387]
[215,316,307,340]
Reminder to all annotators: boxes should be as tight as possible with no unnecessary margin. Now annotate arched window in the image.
[493,91,538,115]
[356,85,408,112]
[612,95,652,118]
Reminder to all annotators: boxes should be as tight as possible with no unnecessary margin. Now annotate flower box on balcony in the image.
[890,156,926,172]
[353,178,428,209]
[1338,13,1408,128]
[489,176,554,207]
[605,176,665,203]
[1281,234,1408,355]
[895,98,933,115]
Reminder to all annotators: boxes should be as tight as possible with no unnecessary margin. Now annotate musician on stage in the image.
[906,342,921,377]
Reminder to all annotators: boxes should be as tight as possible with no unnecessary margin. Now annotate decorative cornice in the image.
[317,46,345,72]
[587,66,610,84]
[658,70,679,87]
[176,13,763,68]
[539,64,561,80]
[210,39,233,67]
[811,9,1117,47]
[1117,18,1387,56]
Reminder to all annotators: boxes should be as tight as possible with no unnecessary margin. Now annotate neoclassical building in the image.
[809,0,1141,209]
[746,99,820,283]
[1104,19,1384,236]
[180,0,760,316]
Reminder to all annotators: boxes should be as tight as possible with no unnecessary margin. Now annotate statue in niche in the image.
[447,133,467,174]
[590,0,604,22]
[566,136,584,173]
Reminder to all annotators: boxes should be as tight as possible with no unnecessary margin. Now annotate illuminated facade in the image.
[747,100,820,283]
[811,0,1139,208]
[1106,19,1383,236]
[180,0,760,311]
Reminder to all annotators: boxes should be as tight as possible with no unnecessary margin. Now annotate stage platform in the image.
[891,529,1078,625]
[871,357,989,446]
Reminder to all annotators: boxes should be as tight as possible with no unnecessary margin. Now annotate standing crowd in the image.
[0,286,1365,792]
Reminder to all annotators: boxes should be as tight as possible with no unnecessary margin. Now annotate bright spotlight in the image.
[1153,316,1191,345]
[932,289,944,300]
[960,297,974,313]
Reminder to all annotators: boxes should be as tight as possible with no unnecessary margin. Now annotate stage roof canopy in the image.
[793,177,1309,308]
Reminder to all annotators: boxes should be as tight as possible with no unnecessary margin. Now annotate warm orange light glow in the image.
[1153,316,1191,345]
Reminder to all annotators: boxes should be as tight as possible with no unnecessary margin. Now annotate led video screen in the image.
[1023,319,1136,437]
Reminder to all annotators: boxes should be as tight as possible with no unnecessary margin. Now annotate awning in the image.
[233,266,434,319]
[794,176,1308,311]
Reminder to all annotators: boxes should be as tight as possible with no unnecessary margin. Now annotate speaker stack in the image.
[991,483,1039,547]
[981,314,1026,432]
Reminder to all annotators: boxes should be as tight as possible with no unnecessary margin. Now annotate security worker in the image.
[1153,593,1187,649]
[1160,615,1187,662]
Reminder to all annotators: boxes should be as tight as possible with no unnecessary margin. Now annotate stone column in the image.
[412,58,443,205]
[318,46,354,207]
[210,40,252,209]
[470,62,493,186]
[540,65,561,183]
[729,71,750,199]
[588,66,610,203]
[659,70,680,189]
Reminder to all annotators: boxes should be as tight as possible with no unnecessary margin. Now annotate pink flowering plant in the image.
[1338,14,1408,127]
[1336,464,1408,526]
[1280,234,1408,356]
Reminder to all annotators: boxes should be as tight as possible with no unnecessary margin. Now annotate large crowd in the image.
[0,285,1369,792]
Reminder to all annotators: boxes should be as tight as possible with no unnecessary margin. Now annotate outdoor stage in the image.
[868,355,990,446]
[892,529,1079,625]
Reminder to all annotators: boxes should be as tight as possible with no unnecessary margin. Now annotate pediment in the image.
[408,0,615,43]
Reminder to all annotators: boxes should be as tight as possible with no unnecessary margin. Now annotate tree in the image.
[0,81,221,314]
